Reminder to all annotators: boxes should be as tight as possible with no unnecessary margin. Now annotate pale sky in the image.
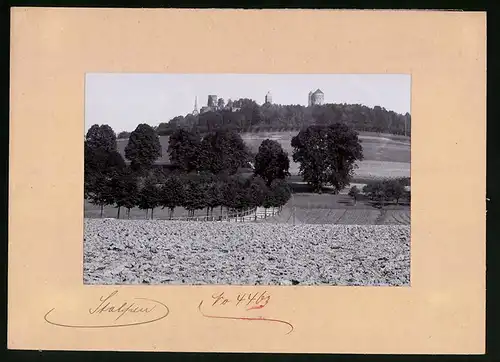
[85,73,411,134]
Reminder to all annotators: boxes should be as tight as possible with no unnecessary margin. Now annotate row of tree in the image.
[85,123,294,219]
[87,120,366,214]
[89,168,291,220]
[348,178,411,207]
[148,100,411,137]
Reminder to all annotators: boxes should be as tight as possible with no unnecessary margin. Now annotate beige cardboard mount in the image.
[9,8,486,353]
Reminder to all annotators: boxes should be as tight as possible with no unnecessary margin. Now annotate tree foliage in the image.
[254,139,290,186]
[85,124,117,152]
[117,131,130,139]
[153,99,411,136]
[363,179,409,207]
[110,167,139,218]
[160,174,185,219]
[167,128,201,173]
[196,130,250,175]
[291,124,363,193]
[246,176,269,208]
[182,177,209,216]
[125,123,162,173]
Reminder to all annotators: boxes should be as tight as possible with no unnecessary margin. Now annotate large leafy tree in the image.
[85,124,117,152]
[160,174,185,219]
[254,139,290,186]
[167,128,201,173]
[137,176,161,219]
[222,176,251,214]
[125,124,162,173]
[87,175,114,218]
[182,177,208,217]
[84,124,119,199]
[291,123,363,193]
[111,167,138,219]
[269,178,292,210]
[246,176,269,209]
[85,140,126,215]
[196,130,250,175]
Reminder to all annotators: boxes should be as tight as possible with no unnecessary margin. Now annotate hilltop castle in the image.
[195,95,241,115]
[191,89,324,115]
[308,89,324,106]
[265,91,272,104]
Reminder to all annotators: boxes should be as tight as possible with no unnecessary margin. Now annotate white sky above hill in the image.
[85,73,411,134]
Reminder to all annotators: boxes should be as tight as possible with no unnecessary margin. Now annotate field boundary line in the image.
[334,209,348,224]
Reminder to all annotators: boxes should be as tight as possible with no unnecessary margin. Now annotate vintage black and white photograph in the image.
[83,74,411,286]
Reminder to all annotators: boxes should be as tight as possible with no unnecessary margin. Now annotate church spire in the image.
[193,96,199,115]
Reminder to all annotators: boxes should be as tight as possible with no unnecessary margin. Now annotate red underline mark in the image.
[246,304,265,311]
[198,301,294,335]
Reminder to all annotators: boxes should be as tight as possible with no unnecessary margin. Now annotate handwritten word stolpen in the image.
[44,290,170,328]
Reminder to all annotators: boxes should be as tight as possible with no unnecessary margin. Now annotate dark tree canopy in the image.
[137,176,161,213]
[160,174,185,218]
[254,139,290,186]
[196,130,250,175]
[117,131,130,139]
[85,124,117,152]
[269,178,292,208]
[110,167,139,216]
[362,178,409,207]
[246,176,269,208]
[125,124,162,172]
[84,136,125,201]
[167,129,201,173]
[182,177,209,214]
[148,99,411,136]
[291,123,363,193]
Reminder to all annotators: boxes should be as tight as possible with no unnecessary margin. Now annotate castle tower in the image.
[265,91,273,104]
[311,89,324,105]
[193,96,199,115]
[308,91,313,106]
[208,95,218,108]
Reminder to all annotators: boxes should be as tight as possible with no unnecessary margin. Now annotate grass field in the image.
[85,190,410,226]
[84,199,227,220]
[258,192,410,225]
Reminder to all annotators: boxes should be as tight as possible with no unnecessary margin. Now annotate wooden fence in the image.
[163,207,281,222]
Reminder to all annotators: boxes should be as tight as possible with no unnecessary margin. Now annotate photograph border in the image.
[8,8,486,354]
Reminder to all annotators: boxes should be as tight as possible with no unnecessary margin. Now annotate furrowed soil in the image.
[84,219,410,286]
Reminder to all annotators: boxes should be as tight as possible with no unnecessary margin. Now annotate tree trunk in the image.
[100,204,103,218]
[151,208,154,219]
[146,209,149,219]
[117,206,121,219]
[206,207,209,217]
[127,208,130,219]
[264,208,267,218]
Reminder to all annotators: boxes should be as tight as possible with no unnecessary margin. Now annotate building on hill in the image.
[265,91,273,104]
[208,95,218,108]
[308,89,324,106]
